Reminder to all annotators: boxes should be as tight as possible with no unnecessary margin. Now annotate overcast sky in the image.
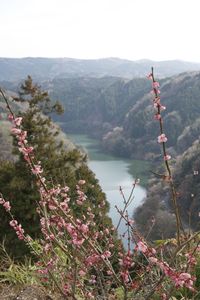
[0,0,200,62]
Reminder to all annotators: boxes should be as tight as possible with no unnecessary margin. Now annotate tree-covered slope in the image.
[48,76,150,138]
[134,139,200,239]
[102,71,200,159]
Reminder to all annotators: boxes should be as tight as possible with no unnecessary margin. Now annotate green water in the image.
[68,134,149,239]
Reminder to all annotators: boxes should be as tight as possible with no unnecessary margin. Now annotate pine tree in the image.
[0,76,111,258]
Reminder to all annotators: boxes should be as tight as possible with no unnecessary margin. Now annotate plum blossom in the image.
[3,201,11,211]
[8,114,14,121]
[152,81,160,89]
[136,241,148,253]
[11,128,22,135]
[14,117,23,126]
[175,272,195,290]
[160,105,166,111]
[31,164,43,175]
[164,154,171,161]
[158,134,168,143]
[147,73,153,80]
[9,219,25,240]
[0,196,11,212]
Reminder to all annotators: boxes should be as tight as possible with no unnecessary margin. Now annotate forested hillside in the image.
[48,76,150,140]
[102,71,200,159]
[134,139,200,239]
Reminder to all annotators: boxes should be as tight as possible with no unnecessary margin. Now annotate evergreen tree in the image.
[0,76,110,258]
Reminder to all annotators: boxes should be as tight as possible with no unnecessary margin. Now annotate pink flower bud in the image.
[158,134,168,143]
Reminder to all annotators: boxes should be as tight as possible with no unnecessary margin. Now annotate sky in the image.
[0,0,200,62]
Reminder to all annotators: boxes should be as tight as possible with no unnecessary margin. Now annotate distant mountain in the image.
[1,57,200,81]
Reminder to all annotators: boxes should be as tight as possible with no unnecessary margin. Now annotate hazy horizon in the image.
[1,56,200,64]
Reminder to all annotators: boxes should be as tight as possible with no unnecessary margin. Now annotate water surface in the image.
[69,134,147,239]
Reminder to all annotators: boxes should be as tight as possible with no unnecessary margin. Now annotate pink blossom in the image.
[60,201,68,211]
[185,253,197,266]
[44,243,51,253]
[85,254,101,266]
[127,219,134,225]
[31,164,43,175]
[65,223,75,235]
[18,130,27,142]
[72,237,85,246]
[37,268,48,275]
[19,146,34,155]
[136,241,148,253]
[89,275,96,284]
[14,117,23,126]
[154,102,160,109]
[80,224,89,234]
[148,256,158,264]
[175,272,194,290]
[8,114,14,121]
[120,270,129,283]
[101,250,111,259]
[11,128,22,135]
[160,105,166,111]
[152,81,160,89]
[79,270,86,276]
[147,73,153,80]
[10,221,25,240]
[104,228,110,235]
[164,154,171,161]
[9,220,18,228]
[158,134,168,143]
[3,201,11,211]
[85,292,95,299]
[48,200,58,210]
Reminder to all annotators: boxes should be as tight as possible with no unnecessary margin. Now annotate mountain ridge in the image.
[1,57,200,81]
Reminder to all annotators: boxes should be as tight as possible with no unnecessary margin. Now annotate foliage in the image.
[0,77,111,258]
[0,243,38,285]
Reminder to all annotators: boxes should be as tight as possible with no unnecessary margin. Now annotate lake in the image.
[68,134,147,241]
